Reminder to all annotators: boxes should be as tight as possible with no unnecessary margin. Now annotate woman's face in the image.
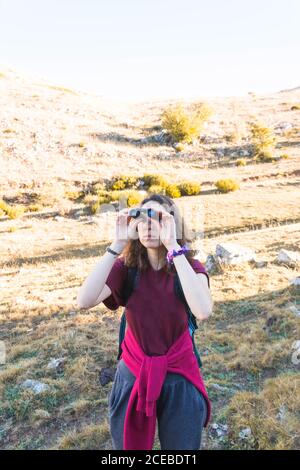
[136,201,170,248]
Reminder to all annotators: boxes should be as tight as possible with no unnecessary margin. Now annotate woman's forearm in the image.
[170,243,213,320]
[76,240,124,309]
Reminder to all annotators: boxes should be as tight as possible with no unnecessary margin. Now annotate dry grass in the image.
[0,70,299,449]
[225,374,300,449]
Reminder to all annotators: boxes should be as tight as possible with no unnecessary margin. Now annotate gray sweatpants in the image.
[107,358,208,450]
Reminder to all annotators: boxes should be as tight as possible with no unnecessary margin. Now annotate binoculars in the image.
[128,207,174,222]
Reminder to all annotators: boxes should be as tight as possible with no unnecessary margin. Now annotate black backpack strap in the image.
[117,267,203,368]
[174,272,203,368]
[116,266,139,360]
[117,311,127,361]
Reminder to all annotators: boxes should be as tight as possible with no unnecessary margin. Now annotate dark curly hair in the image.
[119,193,197,274]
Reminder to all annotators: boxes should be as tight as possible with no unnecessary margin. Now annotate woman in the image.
[77,193,213,450]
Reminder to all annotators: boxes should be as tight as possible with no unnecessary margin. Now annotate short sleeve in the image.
[190,258,210,288]
[102,257,127,310]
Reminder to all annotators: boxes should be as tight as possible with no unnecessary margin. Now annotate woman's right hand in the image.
[113,207,141,248]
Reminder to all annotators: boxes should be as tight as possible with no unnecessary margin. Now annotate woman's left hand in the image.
[159,211,179,250]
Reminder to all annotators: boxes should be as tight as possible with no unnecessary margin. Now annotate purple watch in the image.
[166,244,189,264]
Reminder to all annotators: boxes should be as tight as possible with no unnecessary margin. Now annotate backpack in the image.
[117,266,203,368]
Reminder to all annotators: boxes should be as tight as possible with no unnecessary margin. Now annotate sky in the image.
[0,0,299,102]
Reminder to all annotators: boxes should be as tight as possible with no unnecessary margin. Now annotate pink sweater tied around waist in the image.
[120,326,212,450]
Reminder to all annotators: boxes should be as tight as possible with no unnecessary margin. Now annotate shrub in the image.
[283,127,300,138]
[174,142,185,152]
[215,179,239,193]
[108,189,144,207]
[249,122,277,156]
[290,104,300,111]
[127,191,144,207]
[110,179,126,190]
[28,204,41,212]
[280,153,289,159]
[141,173,169,189]
[89,182,107,195]
[165,184,181,198]
[148,185,166,195]
[82,194,98,205]
[255,150,277,163]
[64,191,84,201]
[178,181,201,196]
[236,158,247,166]
[109,175,140,191]
[224,131,241,143]
[90,195,113,214]
[161,102,212,144]
[0,199,25,218]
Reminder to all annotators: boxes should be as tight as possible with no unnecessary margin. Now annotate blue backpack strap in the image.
[117,266,139,360]
[174,272,203,368]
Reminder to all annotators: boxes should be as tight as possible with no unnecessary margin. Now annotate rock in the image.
[239,427,252,440]
[74,209,85,218]
[291,341,300,365]
[173,142,185,152]
[211,422,228,438]
[216,243,256,265]
[274,122,293,131]
[54,215,64,222]
[211,383,229,392]
[0,417,13,434]
[83,145,96,155]
[153,131,168,144]
[290,276,300,286]
[0,341,5,365]
[200,135,214,144]
[20,379,51,394]
[264,315,278,329]
[47,357,66,370]
[277,249,300,265]
[289,304,300,317]
[204,254,217,272]
[276,405,286,423]
[99,366,116,386]
[254,260,268,268]
[32,409,51,421]
[216,149,225,157]
[292,340,300,351]
[134,131,170,146]
[82,216,98,225]
[239,149,250,157]
[158,150,172,160]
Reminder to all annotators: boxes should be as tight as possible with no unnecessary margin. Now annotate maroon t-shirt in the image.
[103,257,210,356]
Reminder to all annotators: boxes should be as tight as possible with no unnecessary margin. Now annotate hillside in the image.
[0,68,299,450]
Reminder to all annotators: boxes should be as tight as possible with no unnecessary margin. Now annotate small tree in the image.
[215,179,239,193]
[161,102,212,144]
[249,122,277,156]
